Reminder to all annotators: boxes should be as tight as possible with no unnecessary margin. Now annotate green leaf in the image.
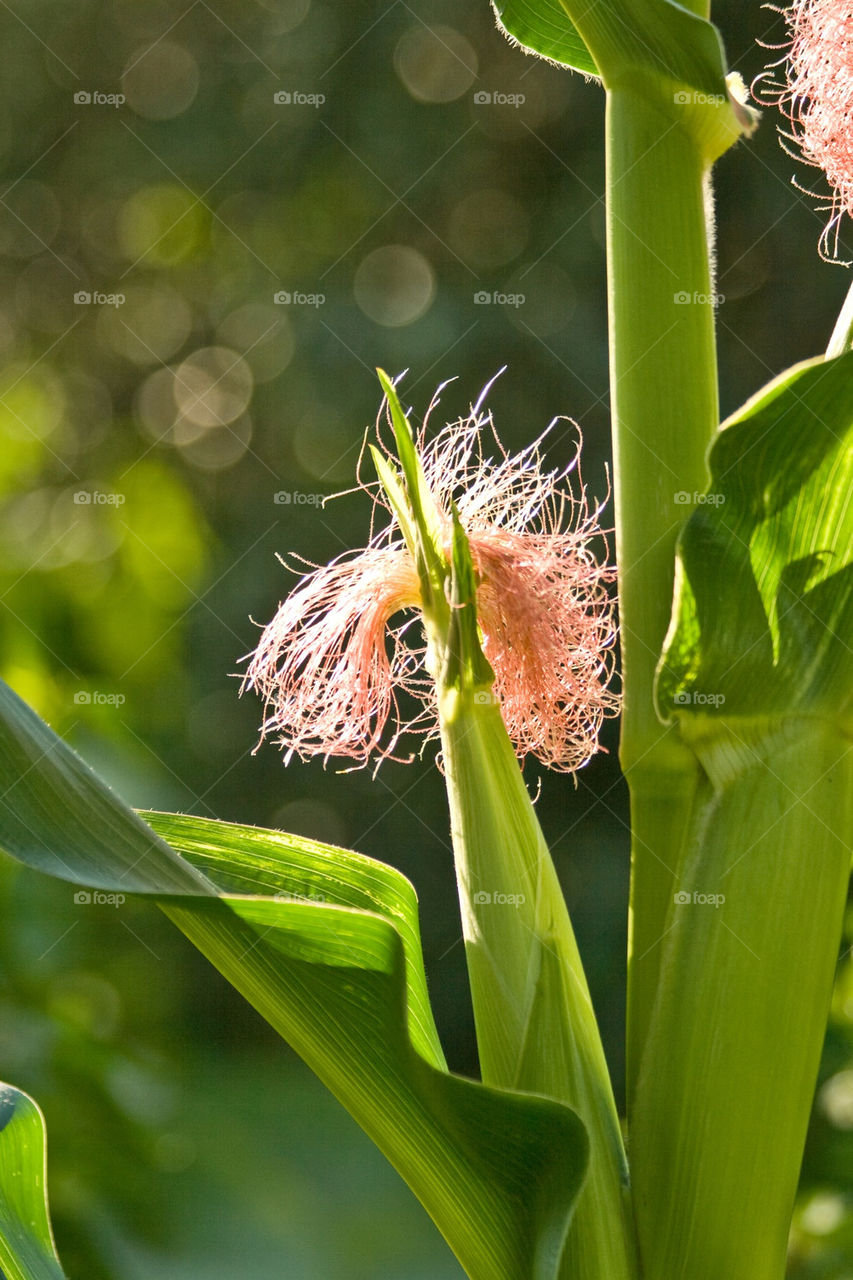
[491,0,598,78]
[656,350,853,768]
[0,1083,66,1280]
[0,679,589,1280]
[151,813,589,1280]
[443,505,495,693]
[630,722,853,1280]
[375,370,448,623]
[493,0,752,162]
[368,445,417,561]
[636,351,853,1279]
[0,678,213,897]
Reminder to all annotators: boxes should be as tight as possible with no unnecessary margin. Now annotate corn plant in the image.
[0,1,852,1277]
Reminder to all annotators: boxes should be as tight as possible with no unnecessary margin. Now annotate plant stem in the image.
[605,88,717,1105]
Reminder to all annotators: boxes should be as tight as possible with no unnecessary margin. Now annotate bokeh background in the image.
[0,0,851,1275]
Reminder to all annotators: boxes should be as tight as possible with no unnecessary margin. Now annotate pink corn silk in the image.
[761,1,853,257]
[244,393,618,772]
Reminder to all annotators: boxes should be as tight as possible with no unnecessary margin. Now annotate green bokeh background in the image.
[0,0,851,1274]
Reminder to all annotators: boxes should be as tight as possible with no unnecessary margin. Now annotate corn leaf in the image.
[0,679,588,1280]
[493,0,749,162]
[632,350,853,1278]
[0,1084,65,1280]
[491,0,598,78]
[657,349,853,755]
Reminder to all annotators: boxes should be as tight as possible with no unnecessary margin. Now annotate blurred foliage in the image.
[0,0,849,1274]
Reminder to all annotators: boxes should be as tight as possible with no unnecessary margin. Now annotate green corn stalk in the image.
[598,30,853,1280]
[533,0,756,1108]
[606,84,719,1105]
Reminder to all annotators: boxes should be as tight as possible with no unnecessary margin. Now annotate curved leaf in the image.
[639,351,853,1280]
[0,1083,65,1280]
[657,350,853,756]
[493,0,749,162]
[145,809,447,1070]
[0,680,212,896]
[0,680,589,1280]
[491,0,598,78]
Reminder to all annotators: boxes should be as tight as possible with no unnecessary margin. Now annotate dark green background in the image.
[0,0,851,1274]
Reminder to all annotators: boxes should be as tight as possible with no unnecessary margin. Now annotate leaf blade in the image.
[491,0,598,78]
[656,350,853,751]
[0,1084,66,1280]
[636,354,853,1279]
[0,680,590,1280]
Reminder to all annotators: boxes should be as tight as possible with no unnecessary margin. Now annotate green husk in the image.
[373,376,639,1278]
